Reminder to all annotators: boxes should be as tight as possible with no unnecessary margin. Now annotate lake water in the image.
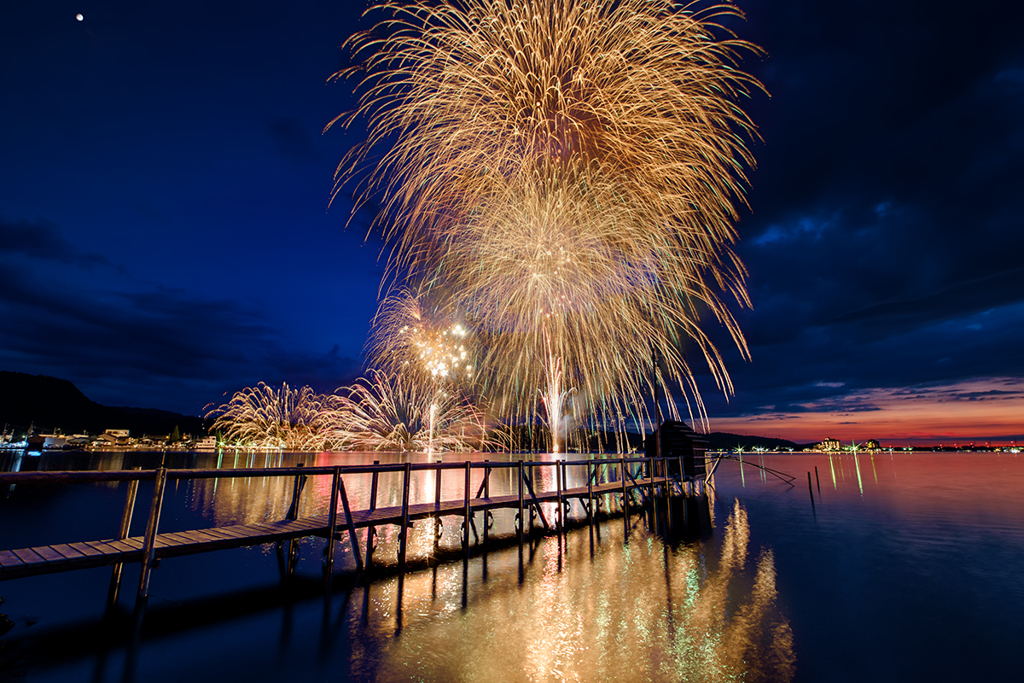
[1,450,1022,681]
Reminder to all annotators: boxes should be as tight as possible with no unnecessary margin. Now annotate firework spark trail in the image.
[332,0,764,437]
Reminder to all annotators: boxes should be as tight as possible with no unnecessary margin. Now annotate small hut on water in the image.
[644,420,708,481]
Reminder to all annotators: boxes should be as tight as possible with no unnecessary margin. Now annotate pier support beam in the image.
[136,466,168,606]
[397,463,412,577]
[107,467,140,609]
[366,461,379,567]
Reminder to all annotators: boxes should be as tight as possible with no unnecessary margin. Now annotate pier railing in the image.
[0,454,708,608]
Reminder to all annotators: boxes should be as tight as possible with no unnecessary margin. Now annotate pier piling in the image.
[136,466,167,605]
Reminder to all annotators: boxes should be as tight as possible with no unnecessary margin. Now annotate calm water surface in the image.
[1,449,1021,681]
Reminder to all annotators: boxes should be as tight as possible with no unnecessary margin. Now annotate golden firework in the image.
[205,382,341,451]
[325,369,490,452]
[367,286,475,388]
[332,0,763,444]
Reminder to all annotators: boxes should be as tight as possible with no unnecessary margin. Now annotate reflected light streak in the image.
[854,453,864,497]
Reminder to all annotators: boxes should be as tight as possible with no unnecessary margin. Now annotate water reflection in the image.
[339,499,793,682]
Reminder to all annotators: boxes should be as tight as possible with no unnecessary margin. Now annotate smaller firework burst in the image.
[368,287,476,386]
[205,382,341,451]
[325,369,490,452]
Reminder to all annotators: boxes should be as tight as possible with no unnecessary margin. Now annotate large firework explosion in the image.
[325,369,489,452]
[206,382,342,451]
[332,0,763,448]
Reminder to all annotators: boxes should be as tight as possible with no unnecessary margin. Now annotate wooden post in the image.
[620,457,629,540]
[324,466,341,578]
[528,465,536,534]
[286,463,306,520]
[434,459,443,507]
[136,466,168,605]
[555,461,564,536]
[586,460,594,528]
[517,460,525,547]
[520,467,550,530]
[107,467,141,608]
[338,476,363,572]
[678,453,685,496]
[366,460,379,567]
[483,460,490,547]
[398,462,412,577]
[649,456,658,534]
[463,461,472,561]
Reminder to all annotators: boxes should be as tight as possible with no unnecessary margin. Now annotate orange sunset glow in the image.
[709,377,1024,446]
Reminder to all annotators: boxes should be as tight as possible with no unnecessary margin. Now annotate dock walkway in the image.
[0,456,705,606]
[0,478,664,581]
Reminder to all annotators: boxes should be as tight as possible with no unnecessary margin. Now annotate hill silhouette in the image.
[0,371,208,437]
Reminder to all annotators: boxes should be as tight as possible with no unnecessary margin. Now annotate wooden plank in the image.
[13,548,46,565]
[198,527,239,540]
[33,546,69,564]
[204,526,251,540]
[105,539,139,554]
[165,531,206,545]
[290,518,326,531]
[67,542,105,557]
[190,529,238,545]
[0,550,25,568]
[50,544,87,560]
[160,532,194,546]
[82,541,124,556]
[206,528,256,542]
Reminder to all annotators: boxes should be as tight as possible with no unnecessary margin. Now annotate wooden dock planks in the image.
[1,466,680,583]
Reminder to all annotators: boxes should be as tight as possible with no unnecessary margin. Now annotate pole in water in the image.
[807,472,816,511]
[815,465,821,495]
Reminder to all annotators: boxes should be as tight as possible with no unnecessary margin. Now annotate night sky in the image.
[2,0,1022,445]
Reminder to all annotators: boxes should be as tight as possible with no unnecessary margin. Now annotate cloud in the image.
[687,0,1024,438]
[0,216,110,268]
[0,251,364,414]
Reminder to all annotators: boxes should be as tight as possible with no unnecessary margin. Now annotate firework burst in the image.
[205,382,341,451]
[326,369,489,452]
[332,0,764,440]
[367,286,475,388]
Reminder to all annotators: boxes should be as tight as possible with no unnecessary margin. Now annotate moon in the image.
[76,14,84,21]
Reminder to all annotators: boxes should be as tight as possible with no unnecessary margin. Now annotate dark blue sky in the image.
[2,0,1023,442]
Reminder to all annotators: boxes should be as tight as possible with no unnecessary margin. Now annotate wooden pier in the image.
[0,455,709,607]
